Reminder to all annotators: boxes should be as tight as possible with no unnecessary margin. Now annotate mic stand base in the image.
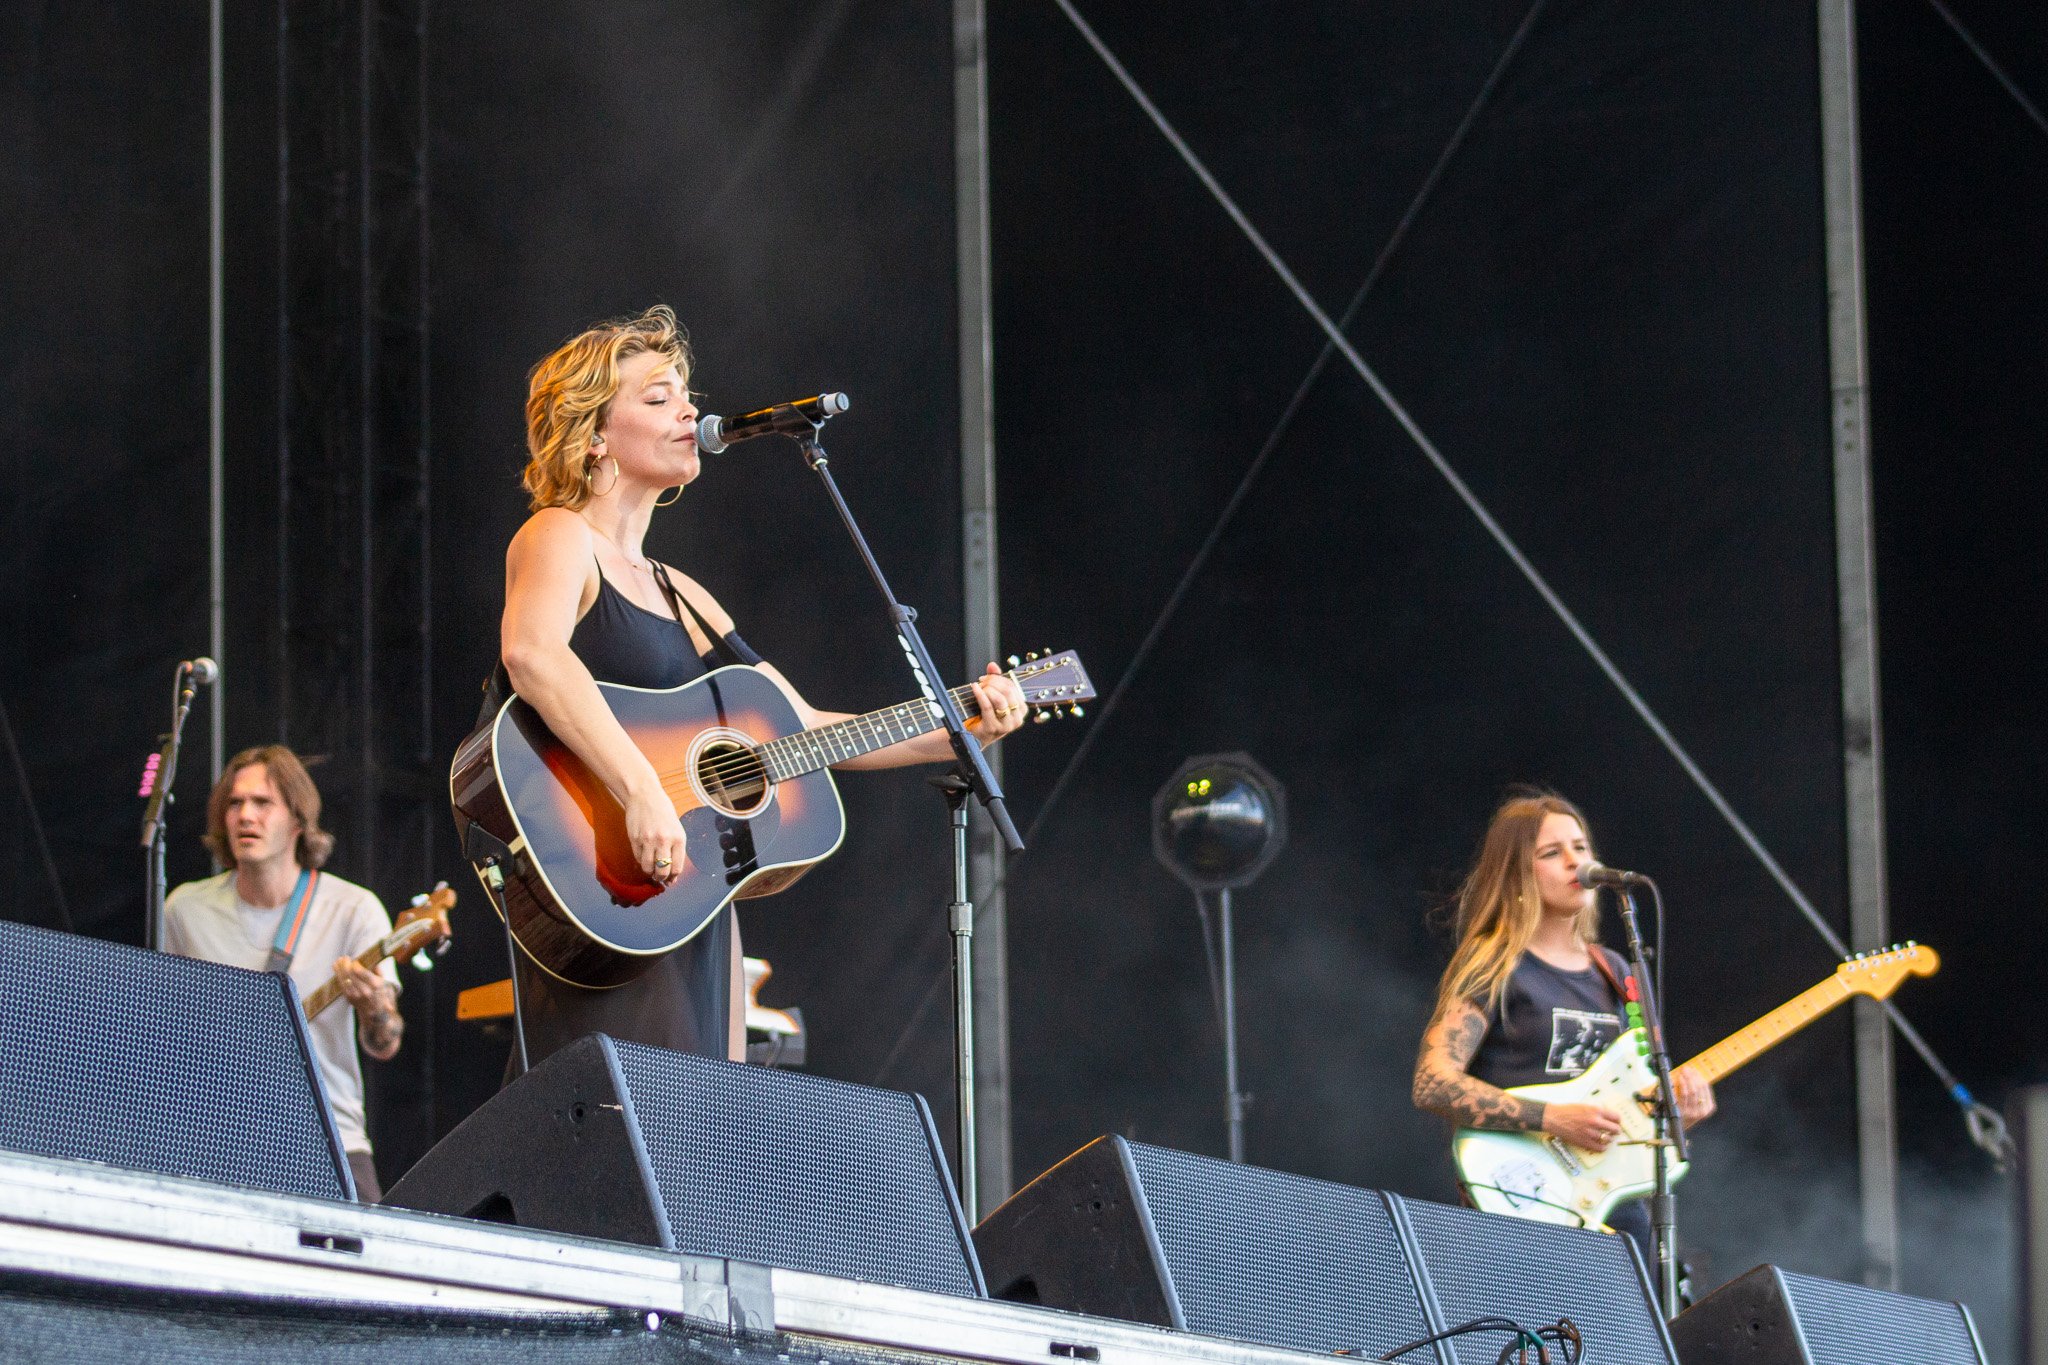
[933,772,979,1221]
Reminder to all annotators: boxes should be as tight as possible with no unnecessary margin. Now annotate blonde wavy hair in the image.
[522,304,693,511]
[1433,790,1600,1018]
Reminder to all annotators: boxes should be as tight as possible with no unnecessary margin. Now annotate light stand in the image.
[790,423,1022,1221]
[1152,753,1285,1163]
[1610,877,1687,1317]
[139,659,213,950]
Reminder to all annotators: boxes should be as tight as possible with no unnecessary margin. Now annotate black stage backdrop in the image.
[4,3,2042,1356]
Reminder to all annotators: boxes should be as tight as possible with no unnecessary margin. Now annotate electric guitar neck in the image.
[301,884,455,1021]
[1680,942,1940,1086]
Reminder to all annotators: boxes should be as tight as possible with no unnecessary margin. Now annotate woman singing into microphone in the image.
[494,305,1026,1072]
[1411,790,1715,1258]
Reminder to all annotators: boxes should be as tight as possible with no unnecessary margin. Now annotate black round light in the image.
[1151,752,1287,891]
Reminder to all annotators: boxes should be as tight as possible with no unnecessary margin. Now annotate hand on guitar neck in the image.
[300,885,455,1059]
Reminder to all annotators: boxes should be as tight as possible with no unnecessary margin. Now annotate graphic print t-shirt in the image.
[1467,949,1629,1091]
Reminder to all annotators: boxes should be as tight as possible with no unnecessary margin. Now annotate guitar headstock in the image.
[1005,648,1096,721]
[391,882,457,955]
[1835,941,1939,1000]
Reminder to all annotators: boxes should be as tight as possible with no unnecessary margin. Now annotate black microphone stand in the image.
[791,424,1023,1221]
[1610,877,1687,1317]
[139,662,206,950]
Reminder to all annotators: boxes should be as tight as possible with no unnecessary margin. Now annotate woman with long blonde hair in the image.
[1412,790,1713,1252]
[495,305,1027,1070]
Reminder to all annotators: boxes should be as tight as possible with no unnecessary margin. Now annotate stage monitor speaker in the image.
[974,1135,1675,1363]
[1398,1195,1675,1365]
[1669,1263,1985,1364]
[384,1033,984,1298]
[0,920,353,1201]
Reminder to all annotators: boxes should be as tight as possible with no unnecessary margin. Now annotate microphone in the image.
[181,657,219,687]
[696,392,849,453]
[1577,861,1647,889]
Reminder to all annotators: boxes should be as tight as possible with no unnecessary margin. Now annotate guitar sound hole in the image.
[697,740,770,818]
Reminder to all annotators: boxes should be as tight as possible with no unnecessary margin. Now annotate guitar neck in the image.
[1682,974,1854,1085]
[302,941,396,1019]
[756,682,981,782]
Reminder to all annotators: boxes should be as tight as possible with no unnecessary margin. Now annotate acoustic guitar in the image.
[1452,941,1938,1230]
[450,652,1093,988]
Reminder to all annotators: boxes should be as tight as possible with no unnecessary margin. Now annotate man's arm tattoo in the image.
[360,1006,403,1060]
[1411,1001,1546,1132]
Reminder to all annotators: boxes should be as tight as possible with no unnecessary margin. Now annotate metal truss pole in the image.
[280,0,435,1145]
[954,0,1013,1211]
[208,0,226,780]
[1817,0,1900,1292]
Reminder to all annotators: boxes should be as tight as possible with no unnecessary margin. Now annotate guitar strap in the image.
[265,868,320,974]
[649,562,754,667]
[1589,945,1632,1011]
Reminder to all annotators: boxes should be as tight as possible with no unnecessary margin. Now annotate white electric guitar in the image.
[1453,942,1938,1230]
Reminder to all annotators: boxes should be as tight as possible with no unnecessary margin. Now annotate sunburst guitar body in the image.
[450,653,1092,989]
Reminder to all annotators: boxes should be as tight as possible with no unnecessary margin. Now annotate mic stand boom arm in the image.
[1609,877,1687,1317]
[791,429,1024,855]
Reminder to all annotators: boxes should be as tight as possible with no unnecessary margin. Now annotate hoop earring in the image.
[653,484,683,508]
[584,454,619,498]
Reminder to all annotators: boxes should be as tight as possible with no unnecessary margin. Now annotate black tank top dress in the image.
[504,564,763,1081]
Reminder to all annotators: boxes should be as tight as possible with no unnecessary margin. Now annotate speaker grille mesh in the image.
[1777,1269,1980,1364]
[0,921,347,1200]
[612,1041,976,1297]
[1401,1199,1671,1364]
[1126,1141,1430,1358]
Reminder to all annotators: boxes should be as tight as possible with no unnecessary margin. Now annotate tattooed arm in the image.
[1411,997,1546,1132]
[1413,997,1624,1148]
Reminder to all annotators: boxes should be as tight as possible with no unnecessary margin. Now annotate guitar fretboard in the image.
[756,683,981,782]
[1682,974,1851,1085]
[303,941,399,1020]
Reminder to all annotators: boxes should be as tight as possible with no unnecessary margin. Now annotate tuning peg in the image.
[1069,704,1084,718]
[435,939,453,957]
[1032,710,1051,724]
[1007,654,1020,668]
[410,892,427,907]
[410,951,435,972]
[1025,651,1038,662]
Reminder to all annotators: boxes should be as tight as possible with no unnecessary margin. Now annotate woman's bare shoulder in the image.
[508,507,591,561]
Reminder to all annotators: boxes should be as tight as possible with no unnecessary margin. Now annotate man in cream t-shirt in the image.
[164,745,403,1200]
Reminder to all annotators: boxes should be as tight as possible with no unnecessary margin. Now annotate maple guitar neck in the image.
[1679,948,1933,1085]
[300,885,455,1021]
[301,942,398,1019]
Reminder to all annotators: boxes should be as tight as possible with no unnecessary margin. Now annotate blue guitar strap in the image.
[265,869,320,974]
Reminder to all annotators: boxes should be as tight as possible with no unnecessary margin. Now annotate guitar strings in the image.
[646,658,1076,792]
[649,681,990,788]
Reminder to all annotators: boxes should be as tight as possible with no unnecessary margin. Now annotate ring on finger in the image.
[654,857,672,868]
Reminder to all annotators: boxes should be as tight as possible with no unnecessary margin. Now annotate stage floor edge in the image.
[0,1149,1326,1365]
